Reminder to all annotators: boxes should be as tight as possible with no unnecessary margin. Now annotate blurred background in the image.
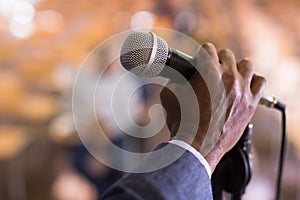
[0,0,300,199]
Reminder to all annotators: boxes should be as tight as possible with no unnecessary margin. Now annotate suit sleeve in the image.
[100,143,213,200]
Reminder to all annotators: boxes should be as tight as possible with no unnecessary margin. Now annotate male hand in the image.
[160,43,266,171]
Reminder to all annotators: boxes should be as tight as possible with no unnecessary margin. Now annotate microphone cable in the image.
[275,102,286,200]
[260,97,286,200]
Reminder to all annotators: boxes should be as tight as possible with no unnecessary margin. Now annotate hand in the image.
[160,43,266,172]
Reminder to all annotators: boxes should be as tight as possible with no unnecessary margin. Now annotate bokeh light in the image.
[36,10,64,33]
[130,11,155,29]
[9,18,35,39]
[11,1,35,24]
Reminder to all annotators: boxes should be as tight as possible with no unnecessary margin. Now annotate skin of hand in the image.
[160,43,266,172]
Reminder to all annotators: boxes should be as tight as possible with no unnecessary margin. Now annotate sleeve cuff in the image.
[169,139,212,178]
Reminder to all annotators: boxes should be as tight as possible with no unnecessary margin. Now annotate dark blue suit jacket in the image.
[100,143,213,200]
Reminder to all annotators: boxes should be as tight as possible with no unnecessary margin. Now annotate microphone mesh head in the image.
[120,32,168,77]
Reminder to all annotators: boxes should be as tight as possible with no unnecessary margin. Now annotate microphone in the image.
[120,31,283,109]
[120,31,195,80]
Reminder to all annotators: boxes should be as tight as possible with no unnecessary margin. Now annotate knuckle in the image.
[219,49,235,63]
[202,42,215,49]
[240,58,253,67]
[219,49,226,55]
[220,48,232,55]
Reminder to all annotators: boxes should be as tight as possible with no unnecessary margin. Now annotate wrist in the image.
[204,142,224,172]
[171,128,207,152]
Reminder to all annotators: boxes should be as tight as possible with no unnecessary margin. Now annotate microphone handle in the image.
[158,49,279,109]
[159,49,195,81]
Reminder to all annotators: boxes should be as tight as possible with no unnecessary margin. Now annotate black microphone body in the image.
[161,48,196,81]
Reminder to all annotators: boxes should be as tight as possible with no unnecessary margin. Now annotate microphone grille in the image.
[120,32,168,77]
